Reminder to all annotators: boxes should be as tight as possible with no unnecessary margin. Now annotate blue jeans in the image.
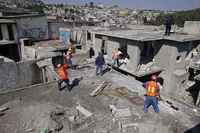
[112,59,119,67]
[58,79,71,91]
[67,58,73,67]
[96,65,103,76]
[144,96,159,113]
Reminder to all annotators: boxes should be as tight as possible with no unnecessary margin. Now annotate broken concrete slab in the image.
[76,105,93,118]
[0,106,9,112]
[109,105,132,118]
[0,54,200,133]
[36,58,52,68]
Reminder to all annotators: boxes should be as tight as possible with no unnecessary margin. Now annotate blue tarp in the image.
[59,30,70,45]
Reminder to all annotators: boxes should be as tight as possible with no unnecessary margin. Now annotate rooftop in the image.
[0,40,16,45]
[0,19,16,24]
[94,27,200,42]
[0,13,45,19]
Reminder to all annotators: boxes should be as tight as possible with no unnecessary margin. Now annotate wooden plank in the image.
[0,107,9,112]
[90,81,108,97]
[76,105,93,118]
[196,91,200,107]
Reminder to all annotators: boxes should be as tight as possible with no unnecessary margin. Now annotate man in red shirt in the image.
[56,63,71,91]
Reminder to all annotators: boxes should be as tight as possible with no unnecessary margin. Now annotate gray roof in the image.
[0,14,45,19]
[0,40,16,45]
[0,19,16,24]
[94,30,200,42]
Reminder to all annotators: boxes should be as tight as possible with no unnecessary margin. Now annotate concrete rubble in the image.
[0,57,199,133]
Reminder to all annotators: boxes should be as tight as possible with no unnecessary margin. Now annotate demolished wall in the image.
[127,41,141,72]
[0,60,42,90]
[15,15,49,41]
[184,21,200,35]
[153,41,196,98]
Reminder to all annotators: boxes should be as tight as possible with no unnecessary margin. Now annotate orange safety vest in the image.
[146,81,158,97]
[56,64,68,80]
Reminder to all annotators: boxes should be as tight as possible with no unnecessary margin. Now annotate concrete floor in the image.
[0,62,200,133]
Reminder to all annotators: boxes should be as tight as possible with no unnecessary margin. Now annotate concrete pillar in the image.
[19,39,25,60]
[93,38,102,57]
[1,24,9,40]
[42,67,46,83]
[196,91,200,107]
[12,24,17,41]
[92,33,95,45]
[127,42,141,72]
[82,30,87,50]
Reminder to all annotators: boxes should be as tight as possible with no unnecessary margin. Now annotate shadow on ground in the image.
[184,123,200,133]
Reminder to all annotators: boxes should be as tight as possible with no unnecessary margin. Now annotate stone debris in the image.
[0,51,200,133]
[50,109,65,132]
[109,105,132,118]
[121,123,139,133]
[26,128,34,132]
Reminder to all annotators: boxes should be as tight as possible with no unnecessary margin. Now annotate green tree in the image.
[27,5,46,14]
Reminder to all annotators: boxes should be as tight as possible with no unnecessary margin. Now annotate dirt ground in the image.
[0,61,200,133]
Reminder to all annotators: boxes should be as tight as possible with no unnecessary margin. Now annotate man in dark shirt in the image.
[164,15,173,36]
[95,52,105,76]
[89,47,95,58]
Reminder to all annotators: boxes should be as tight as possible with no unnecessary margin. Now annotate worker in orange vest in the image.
[143,75,160,113]
[56,63,71,91]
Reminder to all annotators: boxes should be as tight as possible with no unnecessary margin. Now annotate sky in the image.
[42,0,200,11]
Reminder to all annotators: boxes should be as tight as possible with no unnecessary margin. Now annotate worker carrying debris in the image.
[95,52,105,76]
[143,75,160,113]
[56,63,72,91]
[112,48,122,67]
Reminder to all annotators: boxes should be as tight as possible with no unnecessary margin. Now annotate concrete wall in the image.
[1,24,9,40]
[167,43,192,97]
[184,21,200,35]
[93,37,102,57]
[127,41,141,72]
[0,61,42,90]
[154,41,193,97]
[48,22,69,39]
[24,47,36,60]
[16,16,48,41]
